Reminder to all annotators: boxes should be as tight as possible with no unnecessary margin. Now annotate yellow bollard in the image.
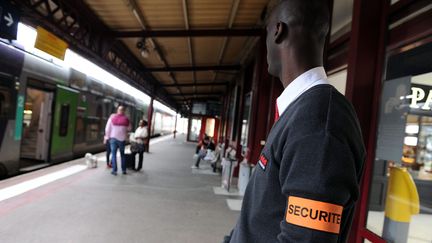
[382,166,420,243]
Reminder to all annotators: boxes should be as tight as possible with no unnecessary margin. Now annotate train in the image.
[0,40,175,179]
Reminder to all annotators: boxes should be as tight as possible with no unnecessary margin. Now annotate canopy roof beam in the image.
[171,92,223,96]
[112,29,264,38]
[144,65,240,72]
[162,82,229,87]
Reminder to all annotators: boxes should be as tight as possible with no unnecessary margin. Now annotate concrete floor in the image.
[0,135,239,243]
[367,211,432,243]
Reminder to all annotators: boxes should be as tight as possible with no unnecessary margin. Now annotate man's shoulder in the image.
[281,84,359,136]
[283,85,333,122]
[299,84,347,103]
[290,84,353,116]
[300,85,362,140]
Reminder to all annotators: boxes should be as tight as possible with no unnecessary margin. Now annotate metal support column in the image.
[146,97,154,152]
[345,0,389,242]
[247,37,272,165]
[174,113,178,139]
[186,116,192,142]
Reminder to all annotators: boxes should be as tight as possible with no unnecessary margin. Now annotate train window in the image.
[59,104,70,137]
[0,93,5,116]
[75,116,86,144]
[90,80,103,95]
[86,120,99,142]
[0,79,17,119]
[97,105,104,139]
[96,105,103,118]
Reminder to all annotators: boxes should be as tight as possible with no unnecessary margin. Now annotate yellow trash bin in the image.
[382,166,420,243]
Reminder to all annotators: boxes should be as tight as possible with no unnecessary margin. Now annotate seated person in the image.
[207,138,216,151]
[192,135,215,169]
[195,133,208,154]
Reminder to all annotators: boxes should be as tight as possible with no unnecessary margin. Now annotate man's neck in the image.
[280,63,322,88]
[279,42,323,88]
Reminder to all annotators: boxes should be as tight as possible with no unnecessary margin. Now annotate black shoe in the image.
[122,171,127,175]
[111,171,117,176]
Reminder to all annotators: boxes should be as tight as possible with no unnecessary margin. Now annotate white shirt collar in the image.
[276,66,329,116]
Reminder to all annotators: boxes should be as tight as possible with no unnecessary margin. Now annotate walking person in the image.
[104,139,112,168]
[103,113,115,168]
[224,1,365,242]
[131,119,148,171]
[105,106,130,175]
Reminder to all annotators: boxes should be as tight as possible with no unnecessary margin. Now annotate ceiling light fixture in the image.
[140,49,149,58]
[137,39,150,59]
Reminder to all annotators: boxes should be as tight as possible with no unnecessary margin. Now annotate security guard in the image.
[225,0,365,242]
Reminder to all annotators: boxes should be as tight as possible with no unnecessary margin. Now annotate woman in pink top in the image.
[105,106,130,175]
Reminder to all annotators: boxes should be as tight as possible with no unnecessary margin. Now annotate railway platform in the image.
[0,134,239,243]
[0,1,431,241]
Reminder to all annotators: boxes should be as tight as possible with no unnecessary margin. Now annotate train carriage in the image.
[0,40,175,179]
[0,42,24,178]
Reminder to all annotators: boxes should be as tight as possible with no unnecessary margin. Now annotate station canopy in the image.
[84,0,270,113]
[15,0,353,114]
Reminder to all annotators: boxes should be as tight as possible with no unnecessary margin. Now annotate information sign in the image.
[0,0,20,40]
[35,26,68,60]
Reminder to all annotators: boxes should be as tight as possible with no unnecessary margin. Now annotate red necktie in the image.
[274,103,280,123]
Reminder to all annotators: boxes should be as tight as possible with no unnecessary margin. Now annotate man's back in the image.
[105,113,130,142]
[230,85,365,242]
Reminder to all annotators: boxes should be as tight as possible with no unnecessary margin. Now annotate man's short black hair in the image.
[274,0,330,43]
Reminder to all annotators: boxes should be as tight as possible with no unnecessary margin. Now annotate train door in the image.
[36,92,53,160]
[20,87,53,162]
[50,86,79,162]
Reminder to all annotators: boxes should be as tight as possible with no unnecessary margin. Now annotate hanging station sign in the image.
[35,27,68,60]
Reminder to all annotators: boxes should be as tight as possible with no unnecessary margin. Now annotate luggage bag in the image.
[125,153,135,169]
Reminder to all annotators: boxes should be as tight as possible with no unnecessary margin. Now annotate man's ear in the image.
[274,21,287,44]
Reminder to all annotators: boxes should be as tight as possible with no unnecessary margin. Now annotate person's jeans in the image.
[110,138,126,173]
[195,149,207,167]
[106,142,111,165]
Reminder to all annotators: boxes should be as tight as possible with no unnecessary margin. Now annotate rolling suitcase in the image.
[125,153,135,169]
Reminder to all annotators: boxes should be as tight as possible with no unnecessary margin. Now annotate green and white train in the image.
[0,41,175,179]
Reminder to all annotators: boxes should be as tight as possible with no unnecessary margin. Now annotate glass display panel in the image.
[366,72,432,243]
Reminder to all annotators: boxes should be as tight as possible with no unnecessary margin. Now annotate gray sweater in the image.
[229,84,365,243]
